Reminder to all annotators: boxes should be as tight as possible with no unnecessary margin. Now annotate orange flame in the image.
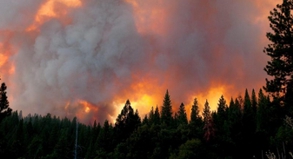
[0,31,16,77]
[187,85,232,115]
[78,100,98,114]
[0,54,8,68]
[64,100,99,123]
[0,0,279,124]
[125,0,168,36]
[27,0,82,31]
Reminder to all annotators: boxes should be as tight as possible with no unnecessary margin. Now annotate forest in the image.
[0,88,292,159]
[1,0,293,158]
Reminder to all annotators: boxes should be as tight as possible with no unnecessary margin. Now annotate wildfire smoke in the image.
[0,0,280,123]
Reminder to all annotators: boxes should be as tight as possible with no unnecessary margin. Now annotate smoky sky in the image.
[0,0,280,123]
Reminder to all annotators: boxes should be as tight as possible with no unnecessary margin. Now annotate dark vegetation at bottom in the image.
[0,89,292,159]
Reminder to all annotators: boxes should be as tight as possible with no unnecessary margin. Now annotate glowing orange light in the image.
[27,0,82,31]
[85,106,90,113]
[124,0,168,36]
[0,54,8,68]
[64,101,70,110]
[132,94,154,112]
[186,84,233,119]
[78,100,97,113]
[8,65,15,75]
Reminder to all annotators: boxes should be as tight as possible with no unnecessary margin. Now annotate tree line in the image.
[0,0,293,158]
[0,88,292,158]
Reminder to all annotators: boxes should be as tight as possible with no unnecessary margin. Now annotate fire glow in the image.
[27,0,81,31]
[0,0,281,124]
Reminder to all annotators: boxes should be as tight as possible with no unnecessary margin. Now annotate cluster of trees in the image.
[0,0,293,158]
[0,89,292,158]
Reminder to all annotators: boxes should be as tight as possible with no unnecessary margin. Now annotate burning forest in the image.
[1,0,293,158]
[0,0,281,123]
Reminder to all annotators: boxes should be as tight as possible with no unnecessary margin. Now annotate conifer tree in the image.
[0,82,12,122]
[189,98,203,138]
[244,89,252,114]
[161,90,173,126]
[115,100,141,143]
[190,98,201,125]
[228,98,235,111]
[263,0,293,104]
[154,106,160,125]
[177,103,188,125]
[217,95,227,117]
[203,100,214,141]
[257,89,269,131]
[251,89,257,114]
[149,106,155,122]
[215,95,228,133]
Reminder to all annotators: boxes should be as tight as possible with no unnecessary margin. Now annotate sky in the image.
[0,0,281,124]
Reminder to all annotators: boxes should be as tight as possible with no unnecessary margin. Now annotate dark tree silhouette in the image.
[115,100,141,143]
[203,100,214,141]
[161,90,173,126]
[177,103,188,125]
[0,82,12,122]
[263,0,293,105]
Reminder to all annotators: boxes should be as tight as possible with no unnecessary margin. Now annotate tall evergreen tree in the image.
[215,95,228,133]
[189,98,203,138]
[203,100,214,141]
[115,100,141,143]
[257,89,268,131]
[161,90,173,126]
[190,98,201,124]
[95,120,114,158]
[189,98,203,139]
[243,89,252,114]
[149,106,155,123]
[251,89,257,114]
[263,0,293,105]
[217,95,227,117]
[154,106,160,125]
[177,103,188,125]
[148,106,160,125]
[0,82,12,122]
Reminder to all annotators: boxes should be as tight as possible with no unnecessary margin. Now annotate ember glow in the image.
[0,0,281,123]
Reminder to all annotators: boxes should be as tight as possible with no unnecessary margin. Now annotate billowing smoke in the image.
[0,0,280,123]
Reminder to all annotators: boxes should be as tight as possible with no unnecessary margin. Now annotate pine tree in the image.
[95,120,114,158]
[149,106,155,123]
[243,90,253,122]
[177,103,188,125]
[154,106,160,125]
[115,100,141,143]
[0,82,12,122]
[149,106,160,125]
[251,89,257,114]
[215,95,228,133]
[161,90,173,126]
[203,100,214,141]
[189,98,203,139]
[257,89,269,131]
[243,89,252,114]
[263,0,293,104]
[217,95,227,117]
[190,98,201,124]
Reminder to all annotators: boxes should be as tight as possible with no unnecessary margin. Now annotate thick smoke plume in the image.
[0,0,280,123]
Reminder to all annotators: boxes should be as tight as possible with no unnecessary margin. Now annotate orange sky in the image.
[0,0,282,124]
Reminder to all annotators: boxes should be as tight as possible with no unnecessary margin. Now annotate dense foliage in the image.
[0,0,293,158]
[0,81,12,123]
[264,0,293,110]
[0,89,292,159]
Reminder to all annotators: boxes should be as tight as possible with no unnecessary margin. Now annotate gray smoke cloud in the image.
[0,0,280,123]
